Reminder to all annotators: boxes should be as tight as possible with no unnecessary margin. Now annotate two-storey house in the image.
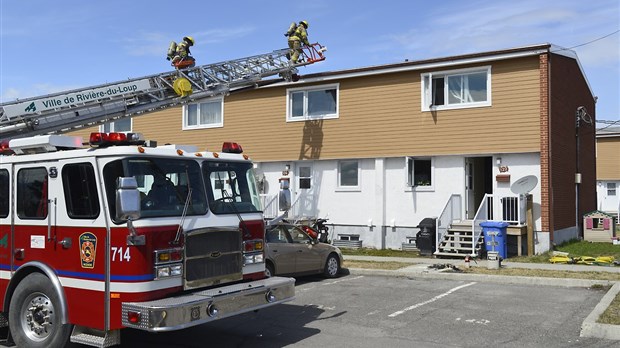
[73,43,597,255]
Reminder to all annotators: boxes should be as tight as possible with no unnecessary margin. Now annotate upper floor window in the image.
[421,67,491,111]
[101,118,132,133]
[287,84,338,121]
[184,98,223,129]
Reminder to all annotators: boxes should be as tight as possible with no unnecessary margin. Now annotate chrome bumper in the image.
[121,276,295,332]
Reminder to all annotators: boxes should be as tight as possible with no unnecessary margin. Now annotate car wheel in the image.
[323,254,340,278]
[265,263,275,278]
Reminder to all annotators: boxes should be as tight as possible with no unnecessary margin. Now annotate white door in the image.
[465,159,475,219]
[294,163,316,218]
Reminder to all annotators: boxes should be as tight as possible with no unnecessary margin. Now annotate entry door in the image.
[465,159,475,219]
[294,163,316,217]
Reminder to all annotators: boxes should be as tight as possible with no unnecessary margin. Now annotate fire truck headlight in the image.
[155,263,183,279]
[170,264,183,276]
[243,253,264,265]
[157,266,171,278]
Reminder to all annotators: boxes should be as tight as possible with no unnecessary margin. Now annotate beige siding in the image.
[70,56,542,162]
[597,137,620,180]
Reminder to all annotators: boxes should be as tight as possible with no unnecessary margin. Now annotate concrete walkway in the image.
[343,255,620,341]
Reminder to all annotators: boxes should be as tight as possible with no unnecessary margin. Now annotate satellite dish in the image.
[510,175,538,195]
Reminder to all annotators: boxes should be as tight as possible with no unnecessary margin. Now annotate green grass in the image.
[598,292,620,325]
[340,248,421,258]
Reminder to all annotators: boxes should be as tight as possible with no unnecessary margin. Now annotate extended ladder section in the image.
[0,44,326,140]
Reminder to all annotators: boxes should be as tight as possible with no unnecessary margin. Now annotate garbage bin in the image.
[416,218,437,256]
[480,221,508,259]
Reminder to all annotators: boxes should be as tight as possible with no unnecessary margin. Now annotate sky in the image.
[1,0,619,124]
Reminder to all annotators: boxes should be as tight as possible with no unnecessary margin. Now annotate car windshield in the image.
[202,160,262,214]
[103,157,207,220]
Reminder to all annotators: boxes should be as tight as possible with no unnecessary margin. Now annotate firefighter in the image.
[167,36,196,67]
[287,21,309,64]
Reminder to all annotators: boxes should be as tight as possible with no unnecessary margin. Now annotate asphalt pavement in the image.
[344,254,620,341]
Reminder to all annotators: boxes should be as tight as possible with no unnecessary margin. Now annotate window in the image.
[338,160,359,189]
[608,183,617,196]
[287,84,338,121]
[62,163,100,219]
[101,118,132,133]
[184,98,223,129]
[0,170,8,218]
[203,160,262,215]
[407,157,434,190]
[17,167,48,219]
[298,166,312,189]
[422,67,491,111]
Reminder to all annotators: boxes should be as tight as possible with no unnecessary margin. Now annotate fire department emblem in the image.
[79,232,97,269]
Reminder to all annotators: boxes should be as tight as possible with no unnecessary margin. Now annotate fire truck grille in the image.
[184,228,243,290]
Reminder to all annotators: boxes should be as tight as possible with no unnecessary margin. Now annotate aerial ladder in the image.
[0,44,326,141]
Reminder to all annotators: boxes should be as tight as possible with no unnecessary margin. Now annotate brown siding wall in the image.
[597,137,620,180]
[70,57,543,162]
[548,53,597,233]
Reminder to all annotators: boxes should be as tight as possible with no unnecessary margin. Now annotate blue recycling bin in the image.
[480,221,508,259]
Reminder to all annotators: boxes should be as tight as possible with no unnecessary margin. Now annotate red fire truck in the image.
[0,45,326,347]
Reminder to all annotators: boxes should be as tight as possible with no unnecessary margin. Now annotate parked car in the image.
[265,222,343,278]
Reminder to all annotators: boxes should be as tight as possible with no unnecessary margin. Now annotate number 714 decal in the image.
[111,246,132,262]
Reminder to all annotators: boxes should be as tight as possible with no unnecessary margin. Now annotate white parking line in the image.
[388,282,477,318]
[323,275,364,285]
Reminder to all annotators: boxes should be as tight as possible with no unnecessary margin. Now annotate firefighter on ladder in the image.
[167,36,196,68]
[286,20,309,64]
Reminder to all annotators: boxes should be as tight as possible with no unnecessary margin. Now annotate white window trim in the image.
[100,118,132,132]
[420,66,492,112]
[182,97,224,130]
[286,83,339,122]
[336,160,361,192]
[405,157,435,192]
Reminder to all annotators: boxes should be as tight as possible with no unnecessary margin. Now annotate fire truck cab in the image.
[0,133,295,347]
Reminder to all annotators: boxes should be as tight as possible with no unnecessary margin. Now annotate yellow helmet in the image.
[300,20,309,28]
[183,36,195,46]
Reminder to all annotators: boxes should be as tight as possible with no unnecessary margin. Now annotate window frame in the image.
[421,66,492,112]
[100,118,132,133]
[607,182,617,196]
[406,157,435,192]
[286,83,339,122]
[337,160,360,191]
[183,97,224,130]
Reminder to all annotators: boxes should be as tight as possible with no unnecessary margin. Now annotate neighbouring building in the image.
[71,43,597,255]
[596,126,620,218]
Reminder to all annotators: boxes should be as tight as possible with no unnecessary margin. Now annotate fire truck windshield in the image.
[103,157,208,220]
[202,160,262,214]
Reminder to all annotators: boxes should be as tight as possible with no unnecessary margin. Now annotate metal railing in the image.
[260,194,278,219]
[436,194,462,251]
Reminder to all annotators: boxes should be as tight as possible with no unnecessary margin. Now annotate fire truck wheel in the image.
[323,254,340,278]
[9,272,72,348]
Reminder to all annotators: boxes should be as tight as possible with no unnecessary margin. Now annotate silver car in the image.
[265,222,343,278]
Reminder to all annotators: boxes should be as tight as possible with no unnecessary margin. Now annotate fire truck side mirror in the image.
[116,177,141,221]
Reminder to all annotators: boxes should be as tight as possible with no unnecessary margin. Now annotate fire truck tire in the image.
[323,253,340,278]
[9,272,72,348]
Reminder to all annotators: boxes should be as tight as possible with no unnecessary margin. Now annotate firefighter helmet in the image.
[300,20,309,28]
[183,36,195,46]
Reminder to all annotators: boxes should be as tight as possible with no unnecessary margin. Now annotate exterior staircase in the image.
[434,220,481,258]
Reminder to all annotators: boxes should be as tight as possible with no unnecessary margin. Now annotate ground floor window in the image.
[338,160,359,190]
[607,182,617,196]
[407,157,434,191]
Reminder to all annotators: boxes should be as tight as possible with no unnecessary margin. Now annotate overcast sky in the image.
[1,0,618,122]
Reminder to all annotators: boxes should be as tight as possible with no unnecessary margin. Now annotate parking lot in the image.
[115,274,620,348]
